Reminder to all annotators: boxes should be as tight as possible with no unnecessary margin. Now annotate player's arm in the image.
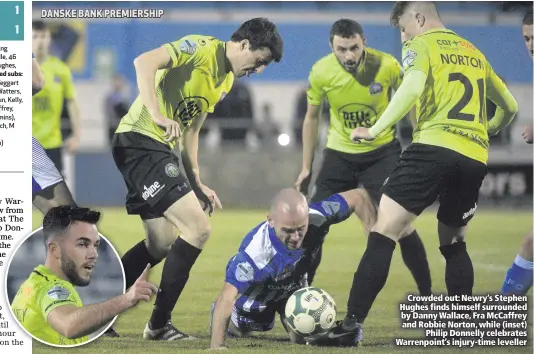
[390,56,418,130]
[46,264,157,339]
[62,65,81,153]
[32,57,45,95]
[309,189,376,235]
[486,66,519,136]
[354,42,428,141]
[210,254,254,349]
[296,66,324,192]
[182,112,207,187]
[133,46,173,125]
[182,112,222,213]
[210,282,241,349]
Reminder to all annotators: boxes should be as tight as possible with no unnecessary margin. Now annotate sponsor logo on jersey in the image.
[142,181,165,200]
[338,103,377,129]
[369,82,383,95]
[235,262,255,282]
[46,285,70,300]
[165,163,180,178]
[179,40,197,55]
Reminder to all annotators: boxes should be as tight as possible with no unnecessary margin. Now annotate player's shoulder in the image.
[366,47,401,69]
[311,53,337,75]
[47,56,71,73]
[173,34,221,54]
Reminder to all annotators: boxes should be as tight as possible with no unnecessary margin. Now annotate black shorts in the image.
[311,140,402,204]
[382,143,488,227]
[45,147,63,174]
[111,132,192,220]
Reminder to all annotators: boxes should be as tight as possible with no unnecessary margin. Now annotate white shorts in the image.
[32,137,63,194]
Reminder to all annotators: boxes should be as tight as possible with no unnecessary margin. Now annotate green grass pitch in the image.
[30,208,532,353]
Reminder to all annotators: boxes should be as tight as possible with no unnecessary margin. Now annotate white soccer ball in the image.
[284,287,337,339]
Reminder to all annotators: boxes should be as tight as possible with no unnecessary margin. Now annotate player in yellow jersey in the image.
[501,10,533,296]
[32,51,77,215]
[32,21,81,173]
[11,206,158,346]
[111,18,283,340]
[294,19,431,296]
[330,2,519,345]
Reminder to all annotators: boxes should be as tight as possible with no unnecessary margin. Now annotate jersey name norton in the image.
[403,28,504,164]
[225,194,352,313]
[307,48,403,154]
[116,35,235,148]
[11,265,87,345]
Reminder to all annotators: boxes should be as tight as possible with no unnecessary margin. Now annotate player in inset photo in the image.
[8,206,158,347]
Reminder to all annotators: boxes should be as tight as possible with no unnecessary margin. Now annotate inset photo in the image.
[6,206,125,347]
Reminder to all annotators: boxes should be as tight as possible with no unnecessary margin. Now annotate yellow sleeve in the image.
[306,64,324,106]
[164,36,210,69]
[486,64,518,136]
[61,63,75,100]
[402,39,430,76]
[369,70,427,138]
[38,283,78,321]
[389,56,404,91]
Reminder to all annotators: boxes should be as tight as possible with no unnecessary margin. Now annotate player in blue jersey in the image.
[32,53,77,215]
[500,10,533,296]
[209,188,376,349]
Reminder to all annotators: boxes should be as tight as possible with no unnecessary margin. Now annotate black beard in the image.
[61,249,90,287]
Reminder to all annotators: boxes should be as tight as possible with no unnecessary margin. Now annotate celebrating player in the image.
[209,188,376,349]
[336,2,518,345]
[32,21,81,173]
[501,10,533,296]
[295,19,431,294]
[112,18,283,340]
[11,206,158,346]
[32,52,77,215]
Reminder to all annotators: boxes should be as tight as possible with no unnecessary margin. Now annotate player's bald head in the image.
[390,1,442,29]
[269,188,308,218]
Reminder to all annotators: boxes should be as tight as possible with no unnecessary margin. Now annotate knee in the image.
[196,223,212,248]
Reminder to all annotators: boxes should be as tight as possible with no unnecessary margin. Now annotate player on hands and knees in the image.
[209,188,376,349]
[295,19,432,295]
[112,18,283,340]
[11,206,158,345]
[501,9,533,296]
[335,2,518,346]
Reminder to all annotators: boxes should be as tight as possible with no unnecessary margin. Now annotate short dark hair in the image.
[43,206,100,244]
[390,1,440,28]
[390,2,413,28]
[330,19,365,44]
[523,10,533,26]
[231,18,283,63]
[32,20,48,31]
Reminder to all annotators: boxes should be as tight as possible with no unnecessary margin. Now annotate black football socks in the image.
[149,237,202,329]
[439,241,474,296]
[398,230,432,296]
[347,232,396,323]
[122,240,163,290]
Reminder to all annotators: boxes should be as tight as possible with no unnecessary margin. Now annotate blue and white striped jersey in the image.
[225,193,352,313]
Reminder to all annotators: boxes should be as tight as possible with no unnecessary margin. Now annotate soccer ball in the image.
[284,287,337,339]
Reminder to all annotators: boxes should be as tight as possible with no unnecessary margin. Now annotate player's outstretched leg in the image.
[33,181,77,214]
[501,229,533,295]
[398,227,432,296]
[340,195,415,347]
[143,191,210,340]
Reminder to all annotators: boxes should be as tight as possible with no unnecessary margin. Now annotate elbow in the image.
[55,323,78,340]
